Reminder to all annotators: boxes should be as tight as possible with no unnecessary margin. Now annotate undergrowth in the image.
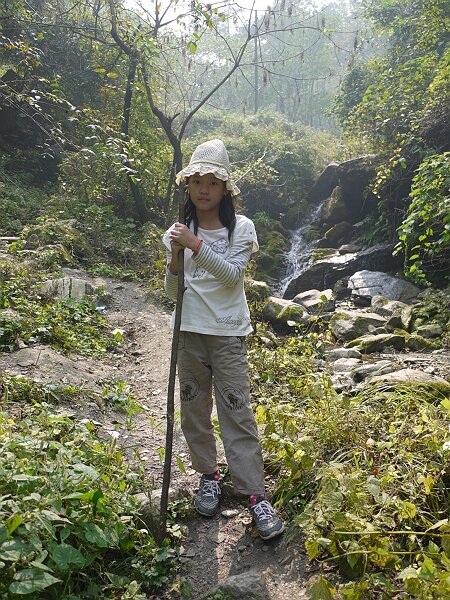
[0,377,179,599]
[248,328,450,599]
[0,259,119,356]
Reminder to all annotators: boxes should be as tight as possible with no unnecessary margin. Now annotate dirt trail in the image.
[0,269,311,599]
[103,275,312,600]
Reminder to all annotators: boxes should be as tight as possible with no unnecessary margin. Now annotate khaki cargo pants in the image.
[177,331,265,496]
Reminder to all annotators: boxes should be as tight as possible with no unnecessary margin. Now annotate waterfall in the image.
[271,202,324,297]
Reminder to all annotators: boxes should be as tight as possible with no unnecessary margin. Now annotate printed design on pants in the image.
[180,378,200,402]
[193,239,229,279]
[220,386,246,411]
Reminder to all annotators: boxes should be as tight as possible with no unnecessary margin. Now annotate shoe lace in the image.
[252,500,276,522]
[200,478,220,498]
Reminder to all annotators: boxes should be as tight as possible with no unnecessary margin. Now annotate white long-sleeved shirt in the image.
[162,215,259,336]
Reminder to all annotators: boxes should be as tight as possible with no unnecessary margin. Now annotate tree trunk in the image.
[122,53,148,224]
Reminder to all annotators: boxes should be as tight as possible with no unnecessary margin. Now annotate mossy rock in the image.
[311,248,338,263]
[303,224,322,243]
[406,334,439,351]
[280,202,309,229]
[245,279,270,302]
[346,333,406,353]
[21,218,95,265]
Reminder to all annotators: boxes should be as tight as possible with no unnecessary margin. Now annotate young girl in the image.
[162,139,284,540]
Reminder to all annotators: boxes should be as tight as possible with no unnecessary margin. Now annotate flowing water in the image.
[271,203,323,297]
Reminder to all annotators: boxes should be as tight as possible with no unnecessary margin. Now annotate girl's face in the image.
[188,173,226,214]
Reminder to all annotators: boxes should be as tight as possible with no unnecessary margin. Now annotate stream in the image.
[271,203,323,297]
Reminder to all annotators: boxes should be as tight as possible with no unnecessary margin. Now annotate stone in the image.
[348,271,421,304]
[371,296,409,317]
[346,333,406,353]
[400,305,415,331]
[339,243,361,254]
[306,161,340,204]
[324,348,363,359]
[335,155,381,220]
[353,360,395,382]
[39,277,96,301]
[416,324,443,338]
[320,186,349,225]
[369,368,450,388]
[293,289,335,313]
[324,221,353,246]
[245,279,270,302]
[406,334,438,351]
[263,297,310,333]
[332,358,362,372]
[329,310,387,341]
[284,244,402,299]
[219,570,266,600]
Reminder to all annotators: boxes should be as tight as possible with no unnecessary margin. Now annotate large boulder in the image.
[292,289,335,313]
[263,297,310,333]
[370,296,409,317]
[369,369,450,390]
[323,221,353,247]
[335,155,381,221]
[284,244,402,298]
[329,310,387,341]
[306,162,340,204]
[320,187,349,225]
[348,271,421,304]
[346,333,407,353]
[39,277,96,301]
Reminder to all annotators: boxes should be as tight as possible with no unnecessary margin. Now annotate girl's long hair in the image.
[184,191,237,241]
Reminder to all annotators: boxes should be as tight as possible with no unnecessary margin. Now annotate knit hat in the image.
[175,139,240,196]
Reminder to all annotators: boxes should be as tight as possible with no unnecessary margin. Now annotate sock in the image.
[249,494,266,505]
[204,470,221,481]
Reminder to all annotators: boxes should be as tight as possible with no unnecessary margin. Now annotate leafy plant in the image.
[248,329,450,598]
[395,152,450,285]
[0,376,179,599]
[0,259,119,356]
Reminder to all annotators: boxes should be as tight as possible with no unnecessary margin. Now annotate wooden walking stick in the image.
[158,183,186,542]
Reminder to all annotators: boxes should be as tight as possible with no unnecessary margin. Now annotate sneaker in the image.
[194,474,221,517]
[250,497,285,540]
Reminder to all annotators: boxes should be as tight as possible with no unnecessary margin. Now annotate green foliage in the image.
[100,379,143,421]
[187,110,340,221]
[0,376,178,599]
[88,263,140,281]
[0,163,51,235]
[248,330,450,598]
[395,152,450,285]
[0,259,118,356]
[339,0,449,150]
[334,0,450,281]
[60,109,173,223]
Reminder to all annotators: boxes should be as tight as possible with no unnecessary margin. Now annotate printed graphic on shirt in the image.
[192,238,229,279]
[220,386,246,411]
[180,378,200,403]
[216,315,245,327]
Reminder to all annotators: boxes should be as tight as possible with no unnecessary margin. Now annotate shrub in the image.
[395,152,450,286]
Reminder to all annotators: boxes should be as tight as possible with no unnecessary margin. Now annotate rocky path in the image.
[0,269,312,600]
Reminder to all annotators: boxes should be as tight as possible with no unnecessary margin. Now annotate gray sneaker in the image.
[194,475,221,516]
[250,498,285,540]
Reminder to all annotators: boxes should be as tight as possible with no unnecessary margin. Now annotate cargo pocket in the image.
[228,336,246,355]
